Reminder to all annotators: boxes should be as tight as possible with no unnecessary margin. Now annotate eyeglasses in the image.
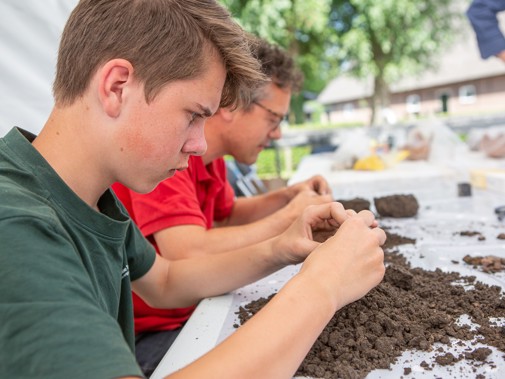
[253,101,288,130]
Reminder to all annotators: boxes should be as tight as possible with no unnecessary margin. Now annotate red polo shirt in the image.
[113,155,235,333]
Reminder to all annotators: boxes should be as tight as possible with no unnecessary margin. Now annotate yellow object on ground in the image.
[353,150,410,171]
[470,168,505,192]
[353,155,385,171]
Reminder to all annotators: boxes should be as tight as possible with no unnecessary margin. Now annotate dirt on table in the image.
[463,255,505,273]
[382,230,416,253]
[457,230,486,241]
[374,194,419,218]
[236,239,505,379]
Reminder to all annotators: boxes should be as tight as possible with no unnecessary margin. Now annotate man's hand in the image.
[280,189,333,224]
[311,205,380,242]
[288,175,331,197]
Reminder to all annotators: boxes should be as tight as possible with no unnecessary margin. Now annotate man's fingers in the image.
[302,201,348,226]
[373,227,387,246]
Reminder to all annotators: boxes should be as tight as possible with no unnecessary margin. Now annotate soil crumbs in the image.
[236,254,505,379]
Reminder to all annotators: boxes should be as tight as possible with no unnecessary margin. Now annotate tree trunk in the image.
[369,73,391,126]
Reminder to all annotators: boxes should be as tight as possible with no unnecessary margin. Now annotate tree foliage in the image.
[220,0,464,126]
[330,0,463,125]
[219,0,340,123]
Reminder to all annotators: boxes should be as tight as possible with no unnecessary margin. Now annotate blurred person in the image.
[113,37,334,376]
[467,0,505,62]
[467,0,505,158]
[0,1,386,379]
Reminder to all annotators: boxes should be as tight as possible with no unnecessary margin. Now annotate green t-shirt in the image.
[0,128,156,379]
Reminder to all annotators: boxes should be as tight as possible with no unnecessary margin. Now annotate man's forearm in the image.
[226,188,292,225]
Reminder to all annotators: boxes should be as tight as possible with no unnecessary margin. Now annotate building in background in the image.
[317,15,505,126]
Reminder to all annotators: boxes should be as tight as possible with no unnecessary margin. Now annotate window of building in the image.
[406,94,421,114]
[459,84,476,104]
[342,102,354,118]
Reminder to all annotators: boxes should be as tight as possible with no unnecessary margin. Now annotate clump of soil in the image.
[463,255,505,273]
[236,259,505,379]
[374,194,419,218]
[335,198,371,213]
[457,230,486,241]
[383,231,416,252]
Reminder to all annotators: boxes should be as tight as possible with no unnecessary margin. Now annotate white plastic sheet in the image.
[0,0,78,136]
[152,188,505,379]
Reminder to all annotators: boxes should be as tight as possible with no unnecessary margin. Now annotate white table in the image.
[288,151,505,202]
[151,185,505,379]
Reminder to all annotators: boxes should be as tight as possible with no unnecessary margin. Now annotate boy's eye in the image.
[190,112,202,123]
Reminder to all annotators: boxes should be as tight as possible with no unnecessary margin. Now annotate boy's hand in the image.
[271,202,350,265]
[300,210,386,310]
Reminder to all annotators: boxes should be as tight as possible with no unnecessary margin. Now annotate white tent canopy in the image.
[0,0,78,137]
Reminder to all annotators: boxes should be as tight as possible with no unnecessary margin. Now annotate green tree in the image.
[219,0,340,124]
[330,0,463,126]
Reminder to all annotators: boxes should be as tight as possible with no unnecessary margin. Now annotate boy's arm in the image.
[132,202,356,308]
[152,189,332,259]
[137,209,385,379]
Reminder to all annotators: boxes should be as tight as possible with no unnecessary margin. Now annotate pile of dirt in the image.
[236,195,504,378]
[236,259,505,379]
[374,194,419,218]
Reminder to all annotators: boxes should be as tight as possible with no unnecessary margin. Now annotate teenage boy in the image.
[113,38,334,375]
[0,1,386,379]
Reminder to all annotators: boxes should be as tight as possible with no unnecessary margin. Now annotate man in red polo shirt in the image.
[112,37,332,376]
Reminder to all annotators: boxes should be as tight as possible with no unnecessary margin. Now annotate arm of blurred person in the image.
[467,0,505,62]
[479,133,505,157]
[132,204,385,379]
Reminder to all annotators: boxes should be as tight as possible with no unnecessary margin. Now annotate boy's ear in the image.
[217,106,235,122]
[98,59,134,118]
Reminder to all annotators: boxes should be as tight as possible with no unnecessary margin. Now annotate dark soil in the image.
[236,252,505,379]
[335,198,371,213]
[374,194,419,218]
[383,231,416,252]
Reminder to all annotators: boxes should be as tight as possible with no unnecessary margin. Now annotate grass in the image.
[226,121,361,180]
[256,145,312,179]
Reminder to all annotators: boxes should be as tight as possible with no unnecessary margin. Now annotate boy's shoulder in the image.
[0,177,56,223]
